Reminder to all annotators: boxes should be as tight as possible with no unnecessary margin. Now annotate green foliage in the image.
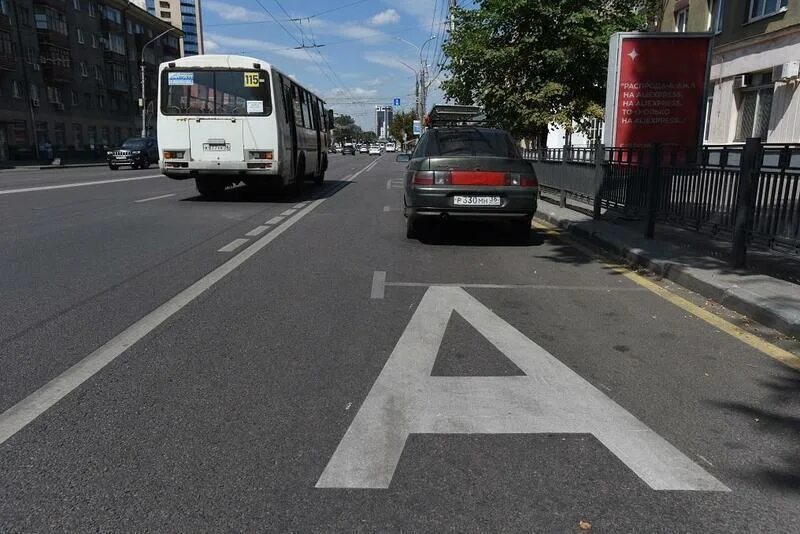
[361,131,378,144]
[388,111,417,142]
[332,114,363,144]
[441,0,646,143]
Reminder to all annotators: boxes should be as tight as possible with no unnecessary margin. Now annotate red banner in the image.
[613,36,710,147]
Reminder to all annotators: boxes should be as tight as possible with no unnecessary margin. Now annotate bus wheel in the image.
[314,156,326,185]
[196,177,225,199]
[291,158,306,196]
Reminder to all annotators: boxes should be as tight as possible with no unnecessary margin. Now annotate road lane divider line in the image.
[281,208,297,216]
[0,174,162,196]
[370,271,386,299]
[265,216,284,225]
[534,220,800,371]
[0,158,376,447]
[245,226,269,237]
[292,202,309,209]
[217,238,250,252]
[134,193,175,203]
[383,206,391,212]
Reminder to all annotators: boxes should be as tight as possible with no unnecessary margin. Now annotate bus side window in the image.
[293,85,304,128]
[304,93,314,130]
[278,74,291,123]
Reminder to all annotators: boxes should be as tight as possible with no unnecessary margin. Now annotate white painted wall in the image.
[769,81,800,143]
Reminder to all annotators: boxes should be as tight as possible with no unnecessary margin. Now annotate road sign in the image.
[317,286,729,491]
[412,120,421,136]
[393,98,401,106]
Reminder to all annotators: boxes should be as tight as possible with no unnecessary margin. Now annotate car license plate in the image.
[203,143,230,151]
[115,155,127,159]
[453,195,501,206]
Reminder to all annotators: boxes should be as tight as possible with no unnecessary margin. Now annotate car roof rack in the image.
[426,105,487,128]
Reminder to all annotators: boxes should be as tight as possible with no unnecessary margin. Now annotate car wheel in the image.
[109,164,119,171]
[131,162,139,170]
[406,216,419,239]
[514,216,533,238]
[139,160,150,169]
[195,177,226,199]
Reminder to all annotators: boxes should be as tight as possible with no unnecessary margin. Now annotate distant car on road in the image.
[385,143,397,153]
[396,127,538,239]
[107,137,158,170]
[341,143,356,155]
[359,144,369,154]
[369,144,381,156]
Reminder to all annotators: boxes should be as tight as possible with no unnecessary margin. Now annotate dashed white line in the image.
[281,208,297,216]
[292,202,309,209]
[383,206,391,212]
[0,174,162,195]
[371,271,387,299]
[0,158,377,447]
[217,238,249,252]
[245,226,269,237]
[265,216,284,225]
[134,193,175,203]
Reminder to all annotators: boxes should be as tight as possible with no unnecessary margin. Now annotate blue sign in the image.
[393,98,401,106]
[412,119,422,136]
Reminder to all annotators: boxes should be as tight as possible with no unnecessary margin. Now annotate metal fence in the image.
[523,140,800,262]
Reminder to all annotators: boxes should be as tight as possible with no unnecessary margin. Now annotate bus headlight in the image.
[249,150,273,160]
[163,150,185,159]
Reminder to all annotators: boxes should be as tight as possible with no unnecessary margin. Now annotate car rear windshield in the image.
[428,129,520,158]
[160,69,272,116]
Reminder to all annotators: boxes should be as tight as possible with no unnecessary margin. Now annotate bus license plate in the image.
[453,195,501,206]
[203,143,230,151]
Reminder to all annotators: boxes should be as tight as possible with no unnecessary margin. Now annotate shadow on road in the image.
[417,220,545,247]
[178,179,352,204]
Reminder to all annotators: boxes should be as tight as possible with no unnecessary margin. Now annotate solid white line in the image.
[0,174,162,196]
[245,225,269,237]
[371,271,386,299]
[265,216,284,225]
[217,238,250,252]
[281,208,297,216]
[0,159,376,447]
[134,193,175,203]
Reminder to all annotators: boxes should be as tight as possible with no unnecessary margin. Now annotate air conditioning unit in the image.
[733,74,752,89]
[773,61,800,81]
[30,98,39,108]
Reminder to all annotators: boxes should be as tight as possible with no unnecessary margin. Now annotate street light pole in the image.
[140,29,172,138]
[398,60,419,119]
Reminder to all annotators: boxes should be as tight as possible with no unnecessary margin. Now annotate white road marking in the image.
[281,208,297,216]
[134,193,176,203]
[370,271,386,299]
[265,216,284,225]
[292,202,309,209]
[383,206,391,212]
[217,238,250,252]
[0,174,162,196]
[245,226,269,237]
[0,159,376,447]
[317,286,729,492]
[386,179,404,190]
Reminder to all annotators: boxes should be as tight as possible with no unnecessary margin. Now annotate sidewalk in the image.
[0,162,107,172]
[535,196,800,339]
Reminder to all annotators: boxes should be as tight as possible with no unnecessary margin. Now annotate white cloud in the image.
[329,87,378,98]
[306,17,388,44]
[204,0,262,22]
[370,9,400,26]
[362,51,417,72]
[204,38,220,52]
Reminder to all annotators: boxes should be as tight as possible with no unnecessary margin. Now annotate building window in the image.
[73,124,83,149]
[80,61,88,77]
[100,126,109,145]
[84,92,92,109]
[98,94,105,109]
[77,28,84,44]
[0,0,8,16]
[103,33,126,54]
[160,1,170,7]
[87,125,97,146]
[103,6,122,24]
[0,31,13,57]
[127,20,132,34]
[54,123,66,147]
[18,7,31,26]
[94,65,101,80]
[88,2,96,18]
[712,0,724,33]
[91,34,98,48]
[749,0,788,21]
[34,8,69,35]
[46,86,62,104]
[160,11,170,19]
[73,0,80,10]
[71,90,78,106]
[735,72,774,141]
[36,121,49,145]
[12,80,21,98]
[113,126,121,145]
[675,7,688,32]
[30,84,39,101]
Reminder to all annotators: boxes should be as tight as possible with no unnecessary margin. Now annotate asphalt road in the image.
[0,156,798,532]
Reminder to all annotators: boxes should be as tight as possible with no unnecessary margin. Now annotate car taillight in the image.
[163,151,185,159]
[505,173,538,187]
[412,171,434,185]
[249,150,273,160]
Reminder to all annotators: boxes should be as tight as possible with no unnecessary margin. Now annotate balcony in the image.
[103,48,127,64]
[100,17,123,33]
[0,13,11,30]
[42,62,72,83]
[106,76,129,93]
[162,43,180,57]
[36,29,70,48]
[0,52,15,72]
[36,0,68,10]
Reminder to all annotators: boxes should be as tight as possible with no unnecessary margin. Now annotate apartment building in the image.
[0,0,181,161]
[138,0,202,55]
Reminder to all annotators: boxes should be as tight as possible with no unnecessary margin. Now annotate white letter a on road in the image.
[316,286,728,492]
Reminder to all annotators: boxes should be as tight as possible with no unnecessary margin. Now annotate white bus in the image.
[157,54,332,197]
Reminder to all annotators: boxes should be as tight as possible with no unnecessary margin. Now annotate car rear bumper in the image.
[406,186,538,220]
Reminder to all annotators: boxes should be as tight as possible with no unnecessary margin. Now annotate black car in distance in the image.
[341,143,356,155]
[107,137,159,170]
[396,126,538,239]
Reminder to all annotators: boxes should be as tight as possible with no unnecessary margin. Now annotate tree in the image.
[441,0,646,146]
[388,111,417,142]
[332,114,363,144]
[361,131,378,144]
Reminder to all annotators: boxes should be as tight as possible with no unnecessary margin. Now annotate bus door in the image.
[279,74,297,179]
[312,99,322,175]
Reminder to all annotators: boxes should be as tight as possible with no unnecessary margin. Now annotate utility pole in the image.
[140,29,172,138]
[419,66,426,119]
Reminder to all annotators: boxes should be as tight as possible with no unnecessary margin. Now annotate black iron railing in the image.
[523,140,800,263]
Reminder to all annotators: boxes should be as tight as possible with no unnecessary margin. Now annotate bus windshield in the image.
[160,69,272,116]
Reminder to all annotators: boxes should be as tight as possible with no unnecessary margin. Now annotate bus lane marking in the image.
[317,285,729,492]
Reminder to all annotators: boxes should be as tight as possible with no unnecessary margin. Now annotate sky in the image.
[200,0,452,131]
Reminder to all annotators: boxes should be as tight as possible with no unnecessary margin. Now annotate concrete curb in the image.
[535,208,800,340]
[38,163,107,170]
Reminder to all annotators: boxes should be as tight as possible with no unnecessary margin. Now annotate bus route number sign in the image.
[244,72,260,87]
